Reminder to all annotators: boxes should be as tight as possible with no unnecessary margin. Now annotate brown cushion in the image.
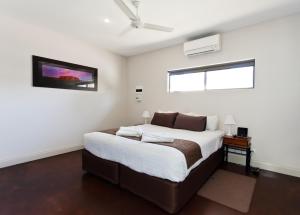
[151,112,178,128]
[174,113,207,132]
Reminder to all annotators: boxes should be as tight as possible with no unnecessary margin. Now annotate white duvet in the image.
[84,124,224,182]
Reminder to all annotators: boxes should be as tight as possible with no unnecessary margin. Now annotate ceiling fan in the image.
[114,0,174,34]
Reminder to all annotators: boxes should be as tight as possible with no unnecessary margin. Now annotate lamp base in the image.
[226,126,234,136]
[226,133,233,137]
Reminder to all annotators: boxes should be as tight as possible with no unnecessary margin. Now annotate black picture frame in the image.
[32,56,98,91]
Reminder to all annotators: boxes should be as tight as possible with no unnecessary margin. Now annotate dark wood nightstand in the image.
[223,136,252,174]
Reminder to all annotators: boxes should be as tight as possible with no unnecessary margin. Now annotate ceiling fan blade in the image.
[114,0,137,20]
[118,25,133,36]
[143,23,174,32]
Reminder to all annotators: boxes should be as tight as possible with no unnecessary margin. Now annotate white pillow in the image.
[184,113,218,131]
[206,115,219,131]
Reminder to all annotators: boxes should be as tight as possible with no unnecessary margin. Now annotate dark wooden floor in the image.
[0,151,299,215]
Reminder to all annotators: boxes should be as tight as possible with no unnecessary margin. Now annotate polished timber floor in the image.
[0,151,299,215]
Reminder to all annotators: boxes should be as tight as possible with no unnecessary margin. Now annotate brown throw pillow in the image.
[151,112,178,128]
[174,113,207,132]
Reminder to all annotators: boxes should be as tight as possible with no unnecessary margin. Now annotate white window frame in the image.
[168,59,255,92]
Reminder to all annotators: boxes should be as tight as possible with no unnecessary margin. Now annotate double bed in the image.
[82,118,224,213]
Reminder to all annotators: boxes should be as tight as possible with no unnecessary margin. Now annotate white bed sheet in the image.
[84,124,224,182]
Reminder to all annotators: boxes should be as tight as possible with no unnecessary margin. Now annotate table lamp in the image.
[142,110,151,124]
[224,115,236,136]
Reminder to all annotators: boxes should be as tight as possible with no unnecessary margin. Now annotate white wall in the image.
[127,14,300,177]
[0,15,128,167]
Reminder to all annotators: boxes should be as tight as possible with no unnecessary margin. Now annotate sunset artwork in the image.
[42,65,93,82]
[33,56,98,91]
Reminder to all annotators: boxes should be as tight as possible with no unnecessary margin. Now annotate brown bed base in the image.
[82,148,223,214]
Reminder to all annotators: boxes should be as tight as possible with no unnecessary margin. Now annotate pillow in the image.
[206,115,218,131]
[173,113,207,132]
[151,112,178,128]
[185,113,218,131]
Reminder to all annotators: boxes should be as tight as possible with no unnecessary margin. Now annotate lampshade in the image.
[142,110,150,118]
[224,115,236,125]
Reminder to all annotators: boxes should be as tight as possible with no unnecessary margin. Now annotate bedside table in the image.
[223,136,252,174]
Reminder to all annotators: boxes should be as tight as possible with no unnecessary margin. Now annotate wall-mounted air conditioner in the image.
[183,34,221,56]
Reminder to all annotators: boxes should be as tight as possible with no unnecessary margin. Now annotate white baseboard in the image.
[228,154,300,178]
[0,144,84,169]
[2,146,299,178]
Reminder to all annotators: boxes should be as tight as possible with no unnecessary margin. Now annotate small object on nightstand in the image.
[142,110,151,124]
[223,135,252,174]
[237,127,248,138]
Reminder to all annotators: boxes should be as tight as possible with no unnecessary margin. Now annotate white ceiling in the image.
[1,0,300,56]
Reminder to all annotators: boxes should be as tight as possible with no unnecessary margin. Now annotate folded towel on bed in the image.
[116,126,142,137]
[141,132,174,143]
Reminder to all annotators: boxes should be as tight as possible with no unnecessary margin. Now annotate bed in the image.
[82,123,224,213]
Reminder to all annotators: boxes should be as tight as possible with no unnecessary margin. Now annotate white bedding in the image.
[84,124,224,182]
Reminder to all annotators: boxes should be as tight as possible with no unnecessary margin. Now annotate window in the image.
[169,72,205,92]
[206,66,254,90]
[168,60,255,92]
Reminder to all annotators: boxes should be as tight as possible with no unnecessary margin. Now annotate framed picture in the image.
[32,56,98,91]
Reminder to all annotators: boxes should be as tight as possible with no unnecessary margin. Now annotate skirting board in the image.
[0,144,84,169]
[1,146,299,178]
[228,154,300,178]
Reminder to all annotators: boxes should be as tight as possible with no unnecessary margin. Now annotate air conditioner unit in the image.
[183,34,221,56]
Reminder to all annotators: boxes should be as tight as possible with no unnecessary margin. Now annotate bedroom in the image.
[0,0,299,214]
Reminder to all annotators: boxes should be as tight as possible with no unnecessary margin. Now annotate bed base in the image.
[82,148,223,214]
[82,150,119,184]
